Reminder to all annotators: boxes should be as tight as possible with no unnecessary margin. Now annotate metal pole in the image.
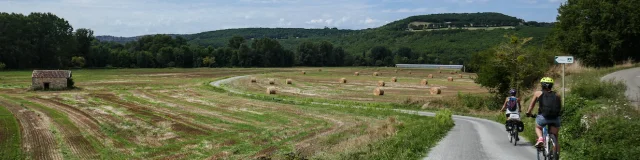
[562,63,565,106]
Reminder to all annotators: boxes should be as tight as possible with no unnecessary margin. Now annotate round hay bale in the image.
[354,72,360,76]
[267,87,277,94]
[302,71,306,75]
[286,79,292,84]
[269,79,275,85]
[378,81,386,87]
[458,74,463,78]
[429,87,442,95]
[374,88,385,96]
[421,79,428,86]
[391,77,397,82]
[454,71,458,74]
[373,72,379,76]
[408,71,412,75]
[450,71,454,75]
[447,77,454,82]
[339,78,347,83]
[250,77,257,83]
[428,74,433,78]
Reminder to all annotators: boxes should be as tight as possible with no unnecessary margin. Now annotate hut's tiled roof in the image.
[32,70,72,78]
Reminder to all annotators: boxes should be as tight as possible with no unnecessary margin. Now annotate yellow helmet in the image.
[540,77,554,84]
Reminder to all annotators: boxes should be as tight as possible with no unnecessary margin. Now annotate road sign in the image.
[555,56,574,64]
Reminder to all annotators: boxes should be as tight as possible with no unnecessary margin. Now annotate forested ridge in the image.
[1,12,553,69]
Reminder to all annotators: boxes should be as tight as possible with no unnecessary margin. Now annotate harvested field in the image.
[229,68,483,103]
[0,68,478,159]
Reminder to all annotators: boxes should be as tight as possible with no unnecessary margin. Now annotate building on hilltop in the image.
[31,70,72,90]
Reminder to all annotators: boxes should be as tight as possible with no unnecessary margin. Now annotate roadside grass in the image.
[557,63,640,159]
[0,104,22,159]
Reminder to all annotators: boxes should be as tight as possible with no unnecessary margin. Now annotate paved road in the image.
[602,67,640,107]
[212,76,538,160]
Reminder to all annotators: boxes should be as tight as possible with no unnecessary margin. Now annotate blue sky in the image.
[1,0,566,37]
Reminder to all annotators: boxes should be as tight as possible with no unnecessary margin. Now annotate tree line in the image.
[1,12,423,69]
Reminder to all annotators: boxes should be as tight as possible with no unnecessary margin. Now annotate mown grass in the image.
[0,105,22,160]
[210,79,454,159]
[1,68,458,159]
[0,95,119,159]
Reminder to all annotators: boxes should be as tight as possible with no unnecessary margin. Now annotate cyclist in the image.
[500,89,522,138]
[526,77,562,149]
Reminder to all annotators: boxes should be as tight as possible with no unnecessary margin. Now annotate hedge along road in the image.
[602,67,640,107]
[211,75,537,160]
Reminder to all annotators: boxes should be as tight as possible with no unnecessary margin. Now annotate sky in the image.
[1,0,566,37]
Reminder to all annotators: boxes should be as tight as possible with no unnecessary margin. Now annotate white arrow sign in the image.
[555,56,574,64]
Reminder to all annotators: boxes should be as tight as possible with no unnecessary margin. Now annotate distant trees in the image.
[552,0,640,67]
[0,12,76,69]
[0,12,555,69]
[71,56,86,68]
[470,35,554,96]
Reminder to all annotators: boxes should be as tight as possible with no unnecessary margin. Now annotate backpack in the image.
[539,91,561,118]
[506,97,518,112]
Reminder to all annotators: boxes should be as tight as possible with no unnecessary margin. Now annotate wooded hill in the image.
[0,12,553,69]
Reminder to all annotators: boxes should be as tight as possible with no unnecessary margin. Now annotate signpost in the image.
[555,56,574,106]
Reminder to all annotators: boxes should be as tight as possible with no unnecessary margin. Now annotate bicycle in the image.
[527,113,559,160]
[506,113,521,146]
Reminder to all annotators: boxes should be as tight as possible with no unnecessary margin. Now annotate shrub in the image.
[71,56,86,68]
[435,109,454,126]
[571,78,626,99]
[66,78,75,89]
[0,62,5,70]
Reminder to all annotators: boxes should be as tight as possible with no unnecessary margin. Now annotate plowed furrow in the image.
[90,93,208,136]
[0,99,63,160]
[30,97,104,159]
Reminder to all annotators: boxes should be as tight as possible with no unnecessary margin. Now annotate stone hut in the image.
[31,70,72,90]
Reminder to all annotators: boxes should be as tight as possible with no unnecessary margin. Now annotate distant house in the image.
[31,70,72,90]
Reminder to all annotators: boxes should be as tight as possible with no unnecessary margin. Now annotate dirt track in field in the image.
[0,99,63,160]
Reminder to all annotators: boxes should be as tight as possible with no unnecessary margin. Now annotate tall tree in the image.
[74,28,94,57]
[318,41,334,66]
[228,36,245,49]
[552,0,640,67]
[296,41,318,66]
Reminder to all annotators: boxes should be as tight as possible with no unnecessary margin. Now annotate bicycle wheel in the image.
[509,130,513,143]
[513,130,518,146]
[537,149,545,160]
[548,134,558,160]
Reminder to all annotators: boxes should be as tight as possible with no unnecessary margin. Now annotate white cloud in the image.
[306,19,325,24]
[0,0,562,36]
[447,0,490,4]
[361,17,380,24]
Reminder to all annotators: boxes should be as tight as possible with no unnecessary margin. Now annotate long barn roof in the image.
[32,70,72,78]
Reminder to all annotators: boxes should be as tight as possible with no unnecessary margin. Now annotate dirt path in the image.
[0,98,63,160]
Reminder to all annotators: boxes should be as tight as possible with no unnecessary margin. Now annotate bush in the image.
[0,62,5,70]
[435,109,454,126]
[571,78,626,99]
[560,74,640,159]
[67,78,75,89]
